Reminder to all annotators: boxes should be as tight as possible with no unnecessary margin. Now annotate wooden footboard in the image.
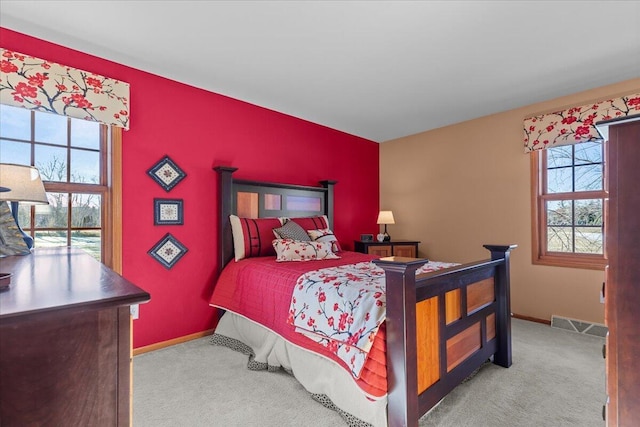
[374,244,516,427]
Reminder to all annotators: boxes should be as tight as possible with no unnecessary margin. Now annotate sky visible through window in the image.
[0,104,100,183]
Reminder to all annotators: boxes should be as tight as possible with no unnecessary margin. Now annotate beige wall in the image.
[380,78,640,324]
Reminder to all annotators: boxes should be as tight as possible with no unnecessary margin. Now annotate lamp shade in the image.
[0,164,49,204]
[376,210,395,225]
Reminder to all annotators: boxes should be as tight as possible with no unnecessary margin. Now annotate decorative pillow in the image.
[230,215,282,261]
[287,215,330,232]
[307,228,342,253]
[273,220,311,241]
[272,239,340,262]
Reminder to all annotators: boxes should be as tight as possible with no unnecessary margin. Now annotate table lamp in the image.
[0,164,49,250]
[376,210,395,242]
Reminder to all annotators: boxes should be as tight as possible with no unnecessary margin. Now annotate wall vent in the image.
[550,315,607,337]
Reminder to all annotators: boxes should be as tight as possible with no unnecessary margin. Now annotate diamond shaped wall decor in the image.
[148,233,188,269]
[147,155,186,192]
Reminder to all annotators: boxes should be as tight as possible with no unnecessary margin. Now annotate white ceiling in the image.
[1,1,639,142]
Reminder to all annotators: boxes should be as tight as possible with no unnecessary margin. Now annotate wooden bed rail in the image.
[374,244,516,427]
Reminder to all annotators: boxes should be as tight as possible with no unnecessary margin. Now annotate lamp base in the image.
[10,201,34,250]
[382,224,391,242]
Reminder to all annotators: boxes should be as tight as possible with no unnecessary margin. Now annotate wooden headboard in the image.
[214,166,336,271]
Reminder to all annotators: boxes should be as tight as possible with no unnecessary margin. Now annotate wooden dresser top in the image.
[0,247,150,322]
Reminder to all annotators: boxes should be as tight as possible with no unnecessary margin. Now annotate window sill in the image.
[533,254,607,270]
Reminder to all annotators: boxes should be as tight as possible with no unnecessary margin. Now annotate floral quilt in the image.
[288,260,457,378]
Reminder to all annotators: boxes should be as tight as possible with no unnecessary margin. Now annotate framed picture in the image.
[154,199,184,225]
[147,155,186,192]
[0,201,30,257]
[148,233,188,269]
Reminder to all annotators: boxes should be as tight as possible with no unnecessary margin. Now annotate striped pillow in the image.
[288,215,330,231]
[230,215,281,261]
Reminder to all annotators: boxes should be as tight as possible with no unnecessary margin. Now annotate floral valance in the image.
[0,48,130,129]
[523,92,640,153]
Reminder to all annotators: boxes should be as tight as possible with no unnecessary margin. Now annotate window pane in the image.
[34,230,68,248]
[71,119,100,149]
[0,107,108,263]
[0,105,30,140]
[71,230,101,260]
[574,199,602,226]
[0,139,31,165]
[34,111,67,145]
[547,226,572,252]
[574,141,602,165]
[72,193,101,227]
[547,167,572,193]
[575,227,603,254]
[574,164,603,191]
[35,145,67,182]
[16,203,31,229]
[547,145,573,168]
[70,149,100,184]
[547,200,572,225]
[36,193,69,228]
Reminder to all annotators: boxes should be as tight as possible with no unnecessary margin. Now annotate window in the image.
[531,140,607,269]
[0,104,117,265]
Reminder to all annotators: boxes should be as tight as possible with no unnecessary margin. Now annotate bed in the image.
[209,166,516,427]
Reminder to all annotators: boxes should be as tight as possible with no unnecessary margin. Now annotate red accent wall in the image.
[1,28,380,348]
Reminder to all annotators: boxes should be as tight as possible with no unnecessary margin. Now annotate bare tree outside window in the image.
[545,141,604,255]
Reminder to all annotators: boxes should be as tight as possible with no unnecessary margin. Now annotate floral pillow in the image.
[230,215,282,261]
[272,239,340,262]
[307,228,342,253]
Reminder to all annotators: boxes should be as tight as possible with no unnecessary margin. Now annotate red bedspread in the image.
[209,251,389,398]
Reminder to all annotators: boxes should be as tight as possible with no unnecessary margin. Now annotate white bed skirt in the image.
[213,311,388,427]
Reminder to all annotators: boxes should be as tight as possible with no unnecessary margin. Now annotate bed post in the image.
[214,166,238,273]
[320,180,337,229]
[483,244,517,368]
[372,257,429,427]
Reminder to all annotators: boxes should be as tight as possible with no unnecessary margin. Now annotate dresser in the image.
[354,240,419,258]
[0,247,150,426]
[601,117,640,426]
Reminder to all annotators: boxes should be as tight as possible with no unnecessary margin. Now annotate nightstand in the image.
[354,240,420,258]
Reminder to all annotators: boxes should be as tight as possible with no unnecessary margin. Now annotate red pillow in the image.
[289,216,329,231]
[230,215,281,261]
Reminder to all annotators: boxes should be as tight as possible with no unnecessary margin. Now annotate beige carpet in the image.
[133,318,605,426]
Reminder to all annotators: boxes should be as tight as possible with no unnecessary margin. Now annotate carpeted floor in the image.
[419,318,605,426]
[133,318,605,426]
